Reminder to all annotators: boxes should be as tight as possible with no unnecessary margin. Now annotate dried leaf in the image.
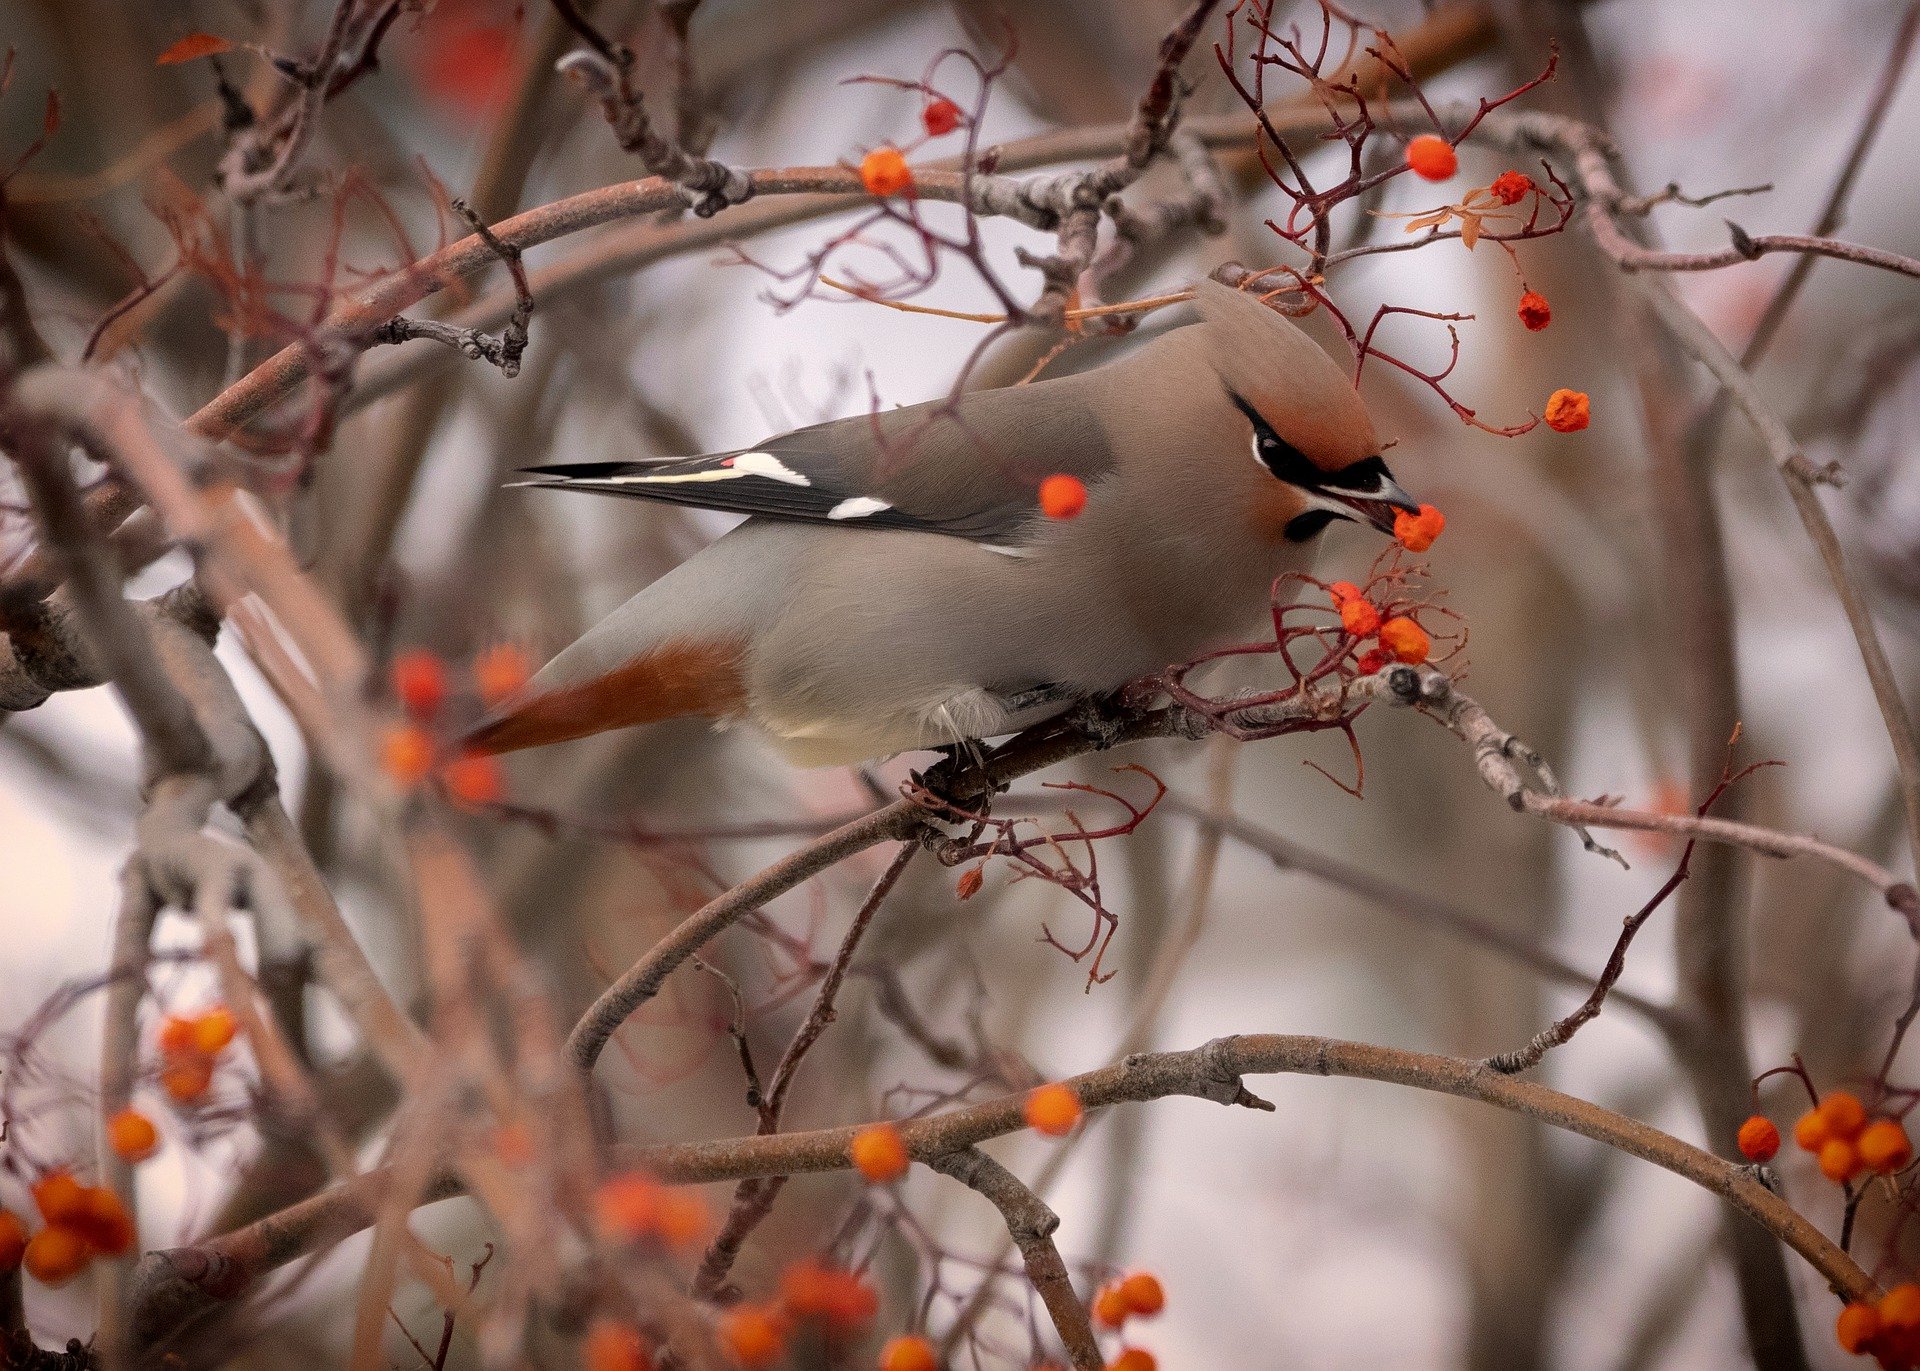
[1459,212,1481,251]
[157,33,233,65]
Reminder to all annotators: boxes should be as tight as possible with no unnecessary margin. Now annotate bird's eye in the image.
[1229,392,1316,486]
[1317,454,1393,492]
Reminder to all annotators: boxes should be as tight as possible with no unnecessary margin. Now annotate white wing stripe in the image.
[827,496,892,520]
[731,452,811,485]
[605,468,743,485]
[548,451,815,489]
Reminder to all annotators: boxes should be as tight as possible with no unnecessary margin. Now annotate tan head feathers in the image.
[1190,278,1379,472]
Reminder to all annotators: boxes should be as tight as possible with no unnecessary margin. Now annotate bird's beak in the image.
[1313,463,1420,535]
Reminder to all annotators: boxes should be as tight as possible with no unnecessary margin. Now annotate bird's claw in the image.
[1064,693,1132,750]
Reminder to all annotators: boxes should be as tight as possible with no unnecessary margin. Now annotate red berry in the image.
[879,1334,938,1371]
[441,751,505,807]
[1859,1119,1912,1174]
[1038,474,1088,520]
[390,649,447,719]
[0,1212,24,1272]
[1489,170,1534,205]
[1119,1272,1165,1317]
[1736,1115,1779,1163]
[921,98,962,137]
[1837,1301,1882,1353]
[851,1123,910,1182]
[860,147,913,197]
[1405,134,1457,181]
[1025,1083,1082,1137]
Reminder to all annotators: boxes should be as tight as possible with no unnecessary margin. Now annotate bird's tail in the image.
[462,638,748,755]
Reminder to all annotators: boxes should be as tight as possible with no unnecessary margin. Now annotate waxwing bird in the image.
[467,279,1418,767]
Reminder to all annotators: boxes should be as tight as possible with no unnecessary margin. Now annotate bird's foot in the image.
[1063,691,1134,750]
[912,737,1000,814]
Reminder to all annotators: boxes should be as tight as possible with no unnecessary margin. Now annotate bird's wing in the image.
[514,369,1125,544]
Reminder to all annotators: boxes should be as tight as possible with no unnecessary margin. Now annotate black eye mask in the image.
[1230,391,1317,485]
[1229,390,1413,542]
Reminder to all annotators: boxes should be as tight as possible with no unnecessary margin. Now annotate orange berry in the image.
[382,723,435,788]
[1736,1115,1779,1163]
[584,1320,652,1371]
[654,1188,710,1248]
[1355,648,1389,676]
[1092,1284,1131,1328]
[157,1014,198,1057]
[441,750,505,807]
[492,1121,535,1167]
[160,1054,214,1103]
[1795,1108,1831,1153]
[1544,388,1590,433]
[1119,1272,1165,1317]
[1490,170,1534,205]
[1405,134,1456,181]
[191,1005,238,1055]
[779,1259,837,1318]
[1882,1284,1920,1329]
[1378,617,1431,665]
[1820,1137,1862,1184]
[955,867,984,900]
[1339,598,1381,637]
[1860,1119,1913,1174]
[32,1171,85,1225]
[22,1225,88,1286]
[879,1334,939,1371]
[719,1304,787,1367]
[0,1211,25,1271]
[1393,503,1447,553]
[922,97,962,137]
[109,1108,160,1163]
[1024,1082,1082,1137]
[72,1186,132,1256]
[851,1122,910,1183]
[390,649,448,720]
[1838,1301,1883,1353]
[473,642,534,706]
[1038,473,1088,520]
[1517,290,1551,332]
[595,1173,664,1242]
[1821,1091,1869,1139]
[1327,581,1363,606]
[860,147,913,197]
[1107,1350,1157,1371]
[781,1261,877,1330]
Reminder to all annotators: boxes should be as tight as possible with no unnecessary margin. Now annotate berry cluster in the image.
[380,644,533,803]
[856,95,968,200]
[714,1260,883,1366]
[1838,1285,1920,1368]
[1327,581,1434,672]
[1397,151,1574,391]
[593,1171,712,1250]
[1789,1092,1912,1184]
[1089,1271,1166,1369]
[0,1171,135,1287]
[156,1003,238,1103]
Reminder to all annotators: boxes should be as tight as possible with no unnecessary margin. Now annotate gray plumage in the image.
[472,280,1416,766]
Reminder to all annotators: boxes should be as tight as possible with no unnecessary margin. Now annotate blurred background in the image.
[2,0,1918,1366]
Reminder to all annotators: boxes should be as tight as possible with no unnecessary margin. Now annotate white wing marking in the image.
[827,496,892,520]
